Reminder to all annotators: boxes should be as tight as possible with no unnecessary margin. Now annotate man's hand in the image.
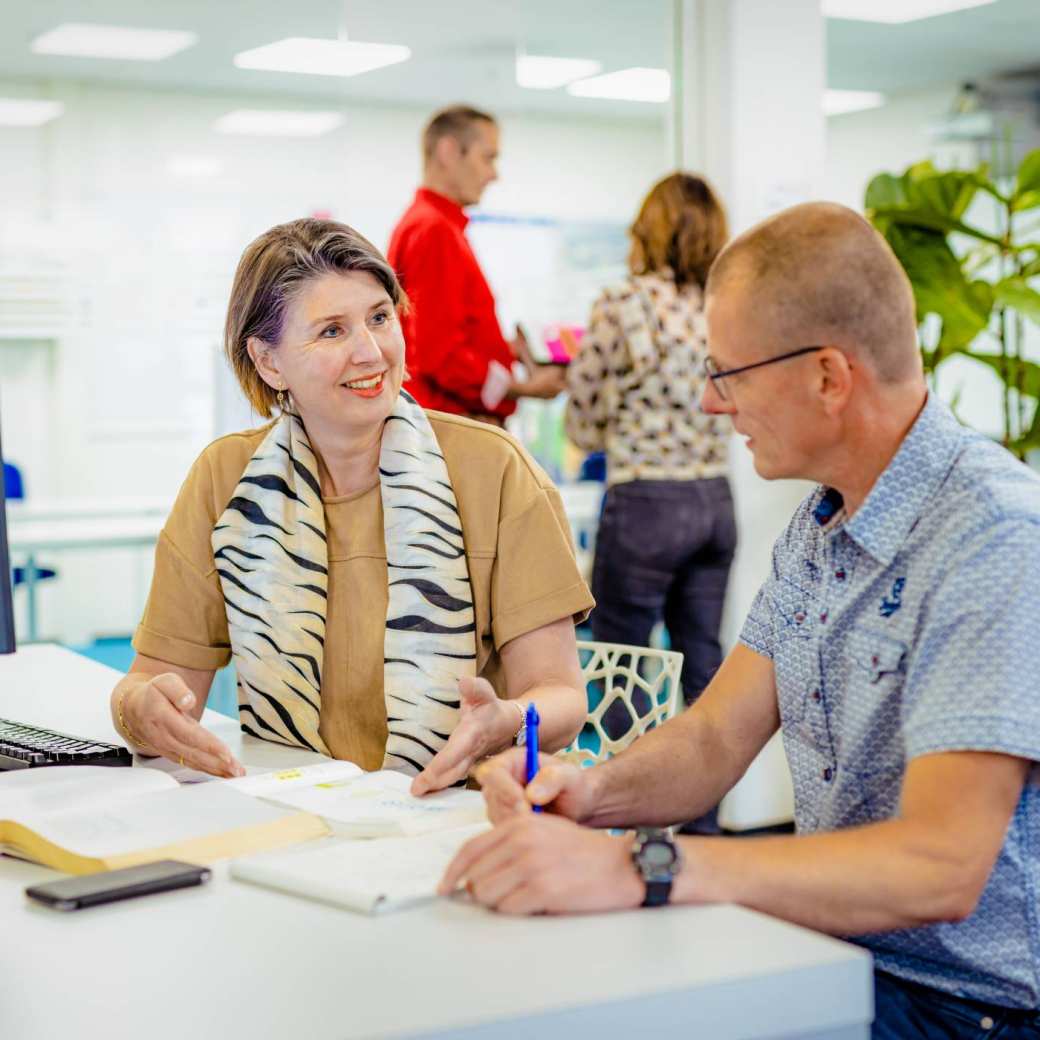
[511,364,567,400]
[474,746,597,823]
[438,813,644,914]
[411,677,517,796]
[119,673,244,778]
[508,324,531,363]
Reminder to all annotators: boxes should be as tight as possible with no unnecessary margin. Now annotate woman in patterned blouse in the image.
[565,173,734,830]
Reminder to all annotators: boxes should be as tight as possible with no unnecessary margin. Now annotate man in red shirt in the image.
[387,105,564,424]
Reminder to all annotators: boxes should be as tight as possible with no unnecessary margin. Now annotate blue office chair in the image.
[3,462,58,586]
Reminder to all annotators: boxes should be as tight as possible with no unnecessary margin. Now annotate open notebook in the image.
[0,766,328,874]
[231,823,487,914]
[229,761,487,838]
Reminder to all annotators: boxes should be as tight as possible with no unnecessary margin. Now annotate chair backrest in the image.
[3,462,23,501]
[560,640,684,768]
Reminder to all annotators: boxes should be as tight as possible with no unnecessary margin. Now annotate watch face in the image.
[642,840,677,870]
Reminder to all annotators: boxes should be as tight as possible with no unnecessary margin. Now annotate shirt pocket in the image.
[848,628,907,685]
[839,628,908,816]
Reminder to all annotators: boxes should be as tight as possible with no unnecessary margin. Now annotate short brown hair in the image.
[629,173,728,290]
[225,218,406,418]
[422,104,496,163]
[705,202,918,382]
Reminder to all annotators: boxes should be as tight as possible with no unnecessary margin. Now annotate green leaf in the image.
[1012,149,1040,212]
[865,173,907,211]
[911,170,980,220]
[883,224,993,351]
[993,278,1040,325]
[1020,255,1040,278]
[869,204,1002,246]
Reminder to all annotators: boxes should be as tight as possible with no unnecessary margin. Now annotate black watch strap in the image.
[642,879,672,908]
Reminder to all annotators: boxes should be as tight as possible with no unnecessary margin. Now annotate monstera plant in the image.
[865,150,1040,458]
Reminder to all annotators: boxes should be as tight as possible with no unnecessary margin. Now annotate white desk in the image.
[7,514,165,642]
[5,496,171,524]
[0,645,873,1040]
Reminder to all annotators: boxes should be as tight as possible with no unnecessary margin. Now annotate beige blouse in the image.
[565,270,730,486]
[133,411,594,770]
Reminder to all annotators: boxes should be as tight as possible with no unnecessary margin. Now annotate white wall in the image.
[0,79,667,641]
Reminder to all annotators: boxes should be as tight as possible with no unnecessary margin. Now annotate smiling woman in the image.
[108,218,592,790]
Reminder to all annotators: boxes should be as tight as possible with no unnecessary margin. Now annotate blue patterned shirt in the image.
[740,393,1040,1008]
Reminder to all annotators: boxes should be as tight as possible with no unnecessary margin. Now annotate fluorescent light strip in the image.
[567,67,670,104]
[822,0,996,24]
[0,99,65,127]
[31,23,197,61]
[233,37,410,78]
[516,55,602,90]
[824,89,886,115]
[213,110,344,137]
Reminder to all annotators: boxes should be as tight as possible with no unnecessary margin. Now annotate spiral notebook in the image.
[230,823,487,914]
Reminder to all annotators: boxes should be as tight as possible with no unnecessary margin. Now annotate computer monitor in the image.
[0,406,16,654]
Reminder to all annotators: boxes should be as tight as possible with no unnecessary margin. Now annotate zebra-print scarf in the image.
[212,389,476,772]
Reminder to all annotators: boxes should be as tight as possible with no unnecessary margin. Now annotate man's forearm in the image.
[583,644,781,829]
[675,820,981,935]
[583,707,753,828]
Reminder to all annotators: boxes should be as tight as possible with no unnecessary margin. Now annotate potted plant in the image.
[865,150,1040,458]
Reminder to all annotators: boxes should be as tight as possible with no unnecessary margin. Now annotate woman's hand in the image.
[117,672,245,778]
[474,747,597,824]
[410,677,519,796]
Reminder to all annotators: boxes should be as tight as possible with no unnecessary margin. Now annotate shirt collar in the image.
[813,393,964,566]
[415,187,468,230]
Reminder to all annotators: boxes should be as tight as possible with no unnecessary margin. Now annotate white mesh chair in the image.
[560,640,684,768]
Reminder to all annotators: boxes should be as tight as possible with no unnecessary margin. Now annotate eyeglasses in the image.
[704,346,824,401]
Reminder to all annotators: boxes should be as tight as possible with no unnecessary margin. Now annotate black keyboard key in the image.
[0,717,132,770]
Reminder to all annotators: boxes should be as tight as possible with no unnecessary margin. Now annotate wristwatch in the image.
[631,828,683,908]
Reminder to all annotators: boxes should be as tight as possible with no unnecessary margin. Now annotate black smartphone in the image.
[25,859,211,911]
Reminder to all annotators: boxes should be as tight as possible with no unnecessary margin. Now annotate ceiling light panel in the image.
[567,67,670,103]
[213,110,345,137]
[516,55,602,90]
[823,89,886,115]
[31,23,197,61]
[822,0,996,24]
[233,37,410,78]
[0,99,65,127]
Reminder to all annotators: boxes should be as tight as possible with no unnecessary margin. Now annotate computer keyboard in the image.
[0,718,132,770]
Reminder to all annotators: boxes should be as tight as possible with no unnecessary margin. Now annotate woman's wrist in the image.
[114,677,152,752]
[492,699,526,754]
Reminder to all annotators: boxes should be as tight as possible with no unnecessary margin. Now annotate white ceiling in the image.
[1,0,1039,120]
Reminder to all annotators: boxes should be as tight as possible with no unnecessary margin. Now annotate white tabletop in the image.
[6,514,165,554]
[0,645,872,1040]
[6,496,171,524]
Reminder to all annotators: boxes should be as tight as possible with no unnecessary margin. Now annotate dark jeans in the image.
[590,478,736,832]
[874,971,1040,1039]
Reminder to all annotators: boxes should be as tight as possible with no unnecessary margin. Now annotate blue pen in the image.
[524,703,542,813]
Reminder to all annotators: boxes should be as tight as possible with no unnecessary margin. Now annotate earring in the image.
[276,389,286,413]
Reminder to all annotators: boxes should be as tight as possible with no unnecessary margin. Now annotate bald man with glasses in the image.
[444,202,1040,1039]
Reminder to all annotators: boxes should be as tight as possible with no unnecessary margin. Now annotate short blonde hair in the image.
[224,218,407,417]
[629,173,728,290]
